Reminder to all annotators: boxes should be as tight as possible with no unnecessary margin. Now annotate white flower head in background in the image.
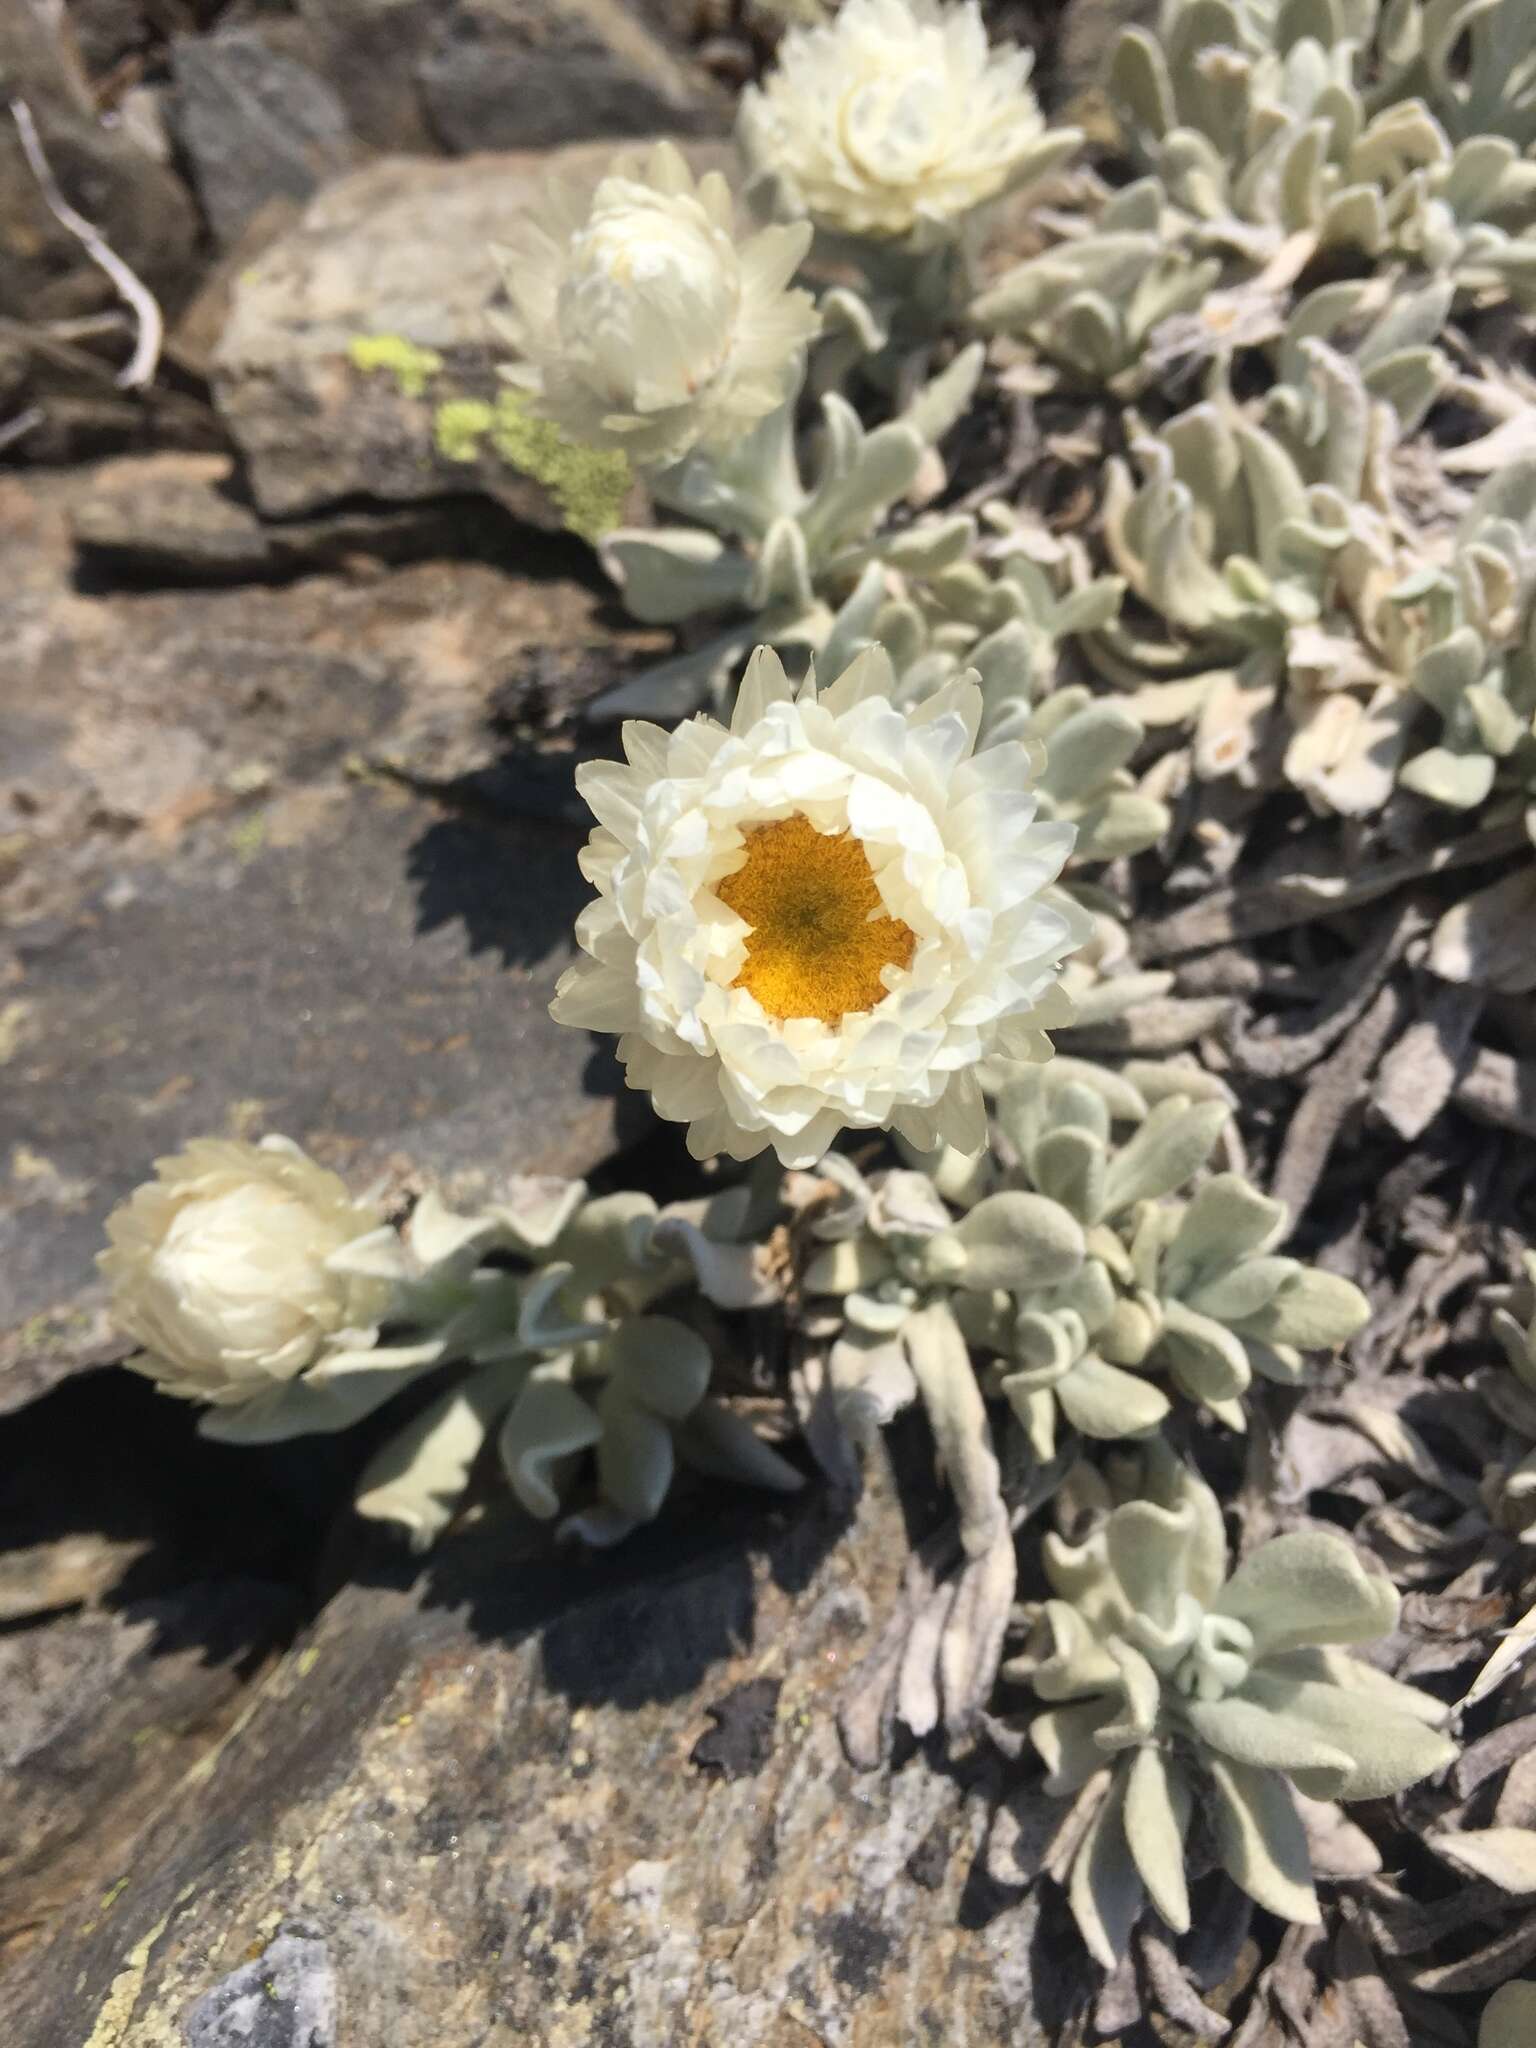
[552,646,1087,1168]
[99,1137,394,1405]
[738,0,1076,246]
[493,140,819,469]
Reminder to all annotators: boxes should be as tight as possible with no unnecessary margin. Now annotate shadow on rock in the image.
[0,1365,357,1651]
[407,808,595,972]
[397,1470,858,1712]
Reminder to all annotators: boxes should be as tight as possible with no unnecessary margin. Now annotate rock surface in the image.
[416,0,729,152]
[291,0,725,155]
[170,30,360,249]
[0,457,666,1342]
[0,1575,299,1970]
[0,1444,1071,2048]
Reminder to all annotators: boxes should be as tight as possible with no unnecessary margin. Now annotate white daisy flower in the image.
[551,646,1087,1168]
[493,140,819,469]
[738,0,1077,246]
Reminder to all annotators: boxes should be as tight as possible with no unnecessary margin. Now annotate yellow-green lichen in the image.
[347,334,444,400]
[434,390,630,543]
[228,813,268,862]
[434,398,496,464]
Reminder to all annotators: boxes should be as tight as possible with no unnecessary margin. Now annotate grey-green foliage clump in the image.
[805,1060,1368,1472]
[1002,1442,1456,1967]
[967,1062,1368,1456]
[1392,462,1536,992]
[1094,285,1472,816]
[1108,0,1536,296]
[355,1175,801,1550]
[971,178,1222,392]
[1479,1251,1536,1541]
[588,344,989,719]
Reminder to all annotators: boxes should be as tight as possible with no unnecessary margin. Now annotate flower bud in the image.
[494,141,818,469]
[99,1137,392,1404]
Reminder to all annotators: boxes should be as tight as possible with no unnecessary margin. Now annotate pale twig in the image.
[8,98,163,390]
[0,406,45,455]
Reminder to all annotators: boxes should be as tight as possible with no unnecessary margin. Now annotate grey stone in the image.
[292,0,725,155]
[0,749,633,1338]
[0,458,663,1342]
[184,1929,337,2048]
[0,1445,1062,2048]
[294,0,460,152]
[0,1576,300,1961]
[66,448,549,582]
[416,0,729,153]
[171,30,359,249]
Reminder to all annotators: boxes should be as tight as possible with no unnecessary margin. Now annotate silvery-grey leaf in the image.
[1101,1098,1231,1216]
[1069,1762,1146,1969]
[939,1528,1017,1736]
[354,1356,529,1549]
[952,1191,1087,1291]
[1204,1755,1320,1925]
[1135,1918,1232,2041]
[1123,1744,1193,1934]
[1214,1531,1399,1656]
[674,1399,804,1495]
[1430,1827,1536,1893]
[902,1300,1005,1554]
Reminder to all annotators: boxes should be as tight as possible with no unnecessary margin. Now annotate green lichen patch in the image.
[433,390,630,543]
[347,334,445,400]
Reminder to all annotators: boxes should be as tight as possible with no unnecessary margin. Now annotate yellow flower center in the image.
[715,812,916,1025]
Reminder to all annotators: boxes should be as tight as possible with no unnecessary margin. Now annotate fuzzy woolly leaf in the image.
[594,1390,675,1522]
[1181,1693,1357,1792]
[600,1316,712,1420]
[199,1346,446,1444]
[1215,1532,1398,1656]
[952,1192,1086,1292]
[1159,1298,1253,1402]
[1029,1126,1106,1222]
[1184,1256,1301,1323]
[1230,1269,1371,1348]
[1238,1670,1456,1798]
[1069,1769,1145,1970]
[902,1300,1004,1555]
[602,529,753,625]
[1123,1745,1193,1934]
[354,1357,528,1549]
[1204,1757,1319,1925]
[1100,1099,1230,1217]
[674,1399,804,1494]
[499,1371,602,1519]
[1056,1354,1171,1440]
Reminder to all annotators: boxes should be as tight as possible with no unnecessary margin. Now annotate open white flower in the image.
[493,140,818,469]
[551,646,1086,1168]
[100,1137,394,1406]
[738,0,1077,245]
